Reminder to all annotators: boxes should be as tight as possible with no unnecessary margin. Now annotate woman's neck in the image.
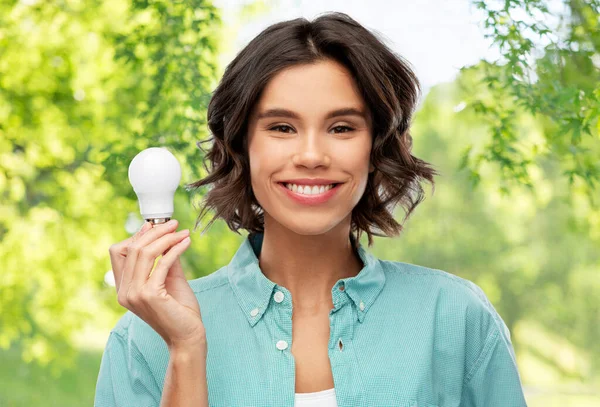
[257,220,363,313]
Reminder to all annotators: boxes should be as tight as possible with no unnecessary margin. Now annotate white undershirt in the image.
[294,388,338,407]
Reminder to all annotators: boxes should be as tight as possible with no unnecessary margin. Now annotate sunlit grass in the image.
[526,392,600,407]
[517,319,600,406]
[0,343,101,406]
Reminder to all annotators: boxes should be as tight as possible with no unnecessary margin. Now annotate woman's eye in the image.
[331,125,354,134]
[268,125,295,133]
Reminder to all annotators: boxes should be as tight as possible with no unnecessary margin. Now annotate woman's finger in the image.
[148,236,192,287]
[161,242,187,280]
[118,220,179,305]
[130,229,190,290]
[109,221,152,292]
[129,219,179,251]
[134,221,153,240]
[165,255,187,282]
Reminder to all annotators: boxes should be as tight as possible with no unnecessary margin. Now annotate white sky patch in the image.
[213,0,567,103]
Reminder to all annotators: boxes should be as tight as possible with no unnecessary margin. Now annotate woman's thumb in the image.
[167,257,186,280]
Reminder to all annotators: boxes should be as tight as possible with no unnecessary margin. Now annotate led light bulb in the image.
[128,147,181,225]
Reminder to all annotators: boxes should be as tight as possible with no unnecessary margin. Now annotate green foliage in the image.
[0,0,222,374]
[462,0,600,202]
[0,0,598,403]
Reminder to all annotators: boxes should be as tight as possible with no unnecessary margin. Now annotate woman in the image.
[95,12,528,407]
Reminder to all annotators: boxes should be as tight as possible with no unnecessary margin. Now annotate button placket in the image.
[328,295,353,350]
[337,337,344,352]
[332,282,348,311]
[272,287,292,354]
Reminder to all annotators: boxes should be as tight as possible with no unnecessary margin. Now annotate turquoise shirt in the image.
[95,232,528,407]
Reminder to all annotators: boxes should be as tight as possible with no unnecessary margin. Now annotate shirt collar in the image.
[227,232,386,327]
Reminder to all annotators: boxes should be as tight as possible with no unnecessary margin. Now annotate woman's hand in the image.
[108,219,206,351]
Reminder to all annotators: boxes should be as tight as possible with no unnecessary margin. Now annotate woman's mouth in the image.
[277,182,343,205]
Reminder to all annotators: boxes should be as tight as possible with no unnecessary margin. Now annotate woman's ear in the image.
[369,162,375,173]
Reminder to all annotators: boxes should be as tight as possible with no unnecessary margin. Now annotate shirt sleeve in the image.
[459,287,528,407]
[94,331,161,407]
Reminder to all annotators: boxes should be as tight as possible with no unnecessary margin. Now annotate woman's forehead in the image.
[264,60,359,96]
[252,61,367,120]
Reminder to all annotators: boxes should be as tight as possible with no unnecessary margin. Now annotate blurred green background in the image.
[0,0,598,405]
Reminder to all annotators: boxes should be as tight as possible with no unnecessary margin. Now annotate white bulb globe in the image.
[128,147,182,222]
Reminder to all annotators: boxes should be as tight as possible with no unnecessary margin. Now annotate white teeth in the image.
[284,183,335,195]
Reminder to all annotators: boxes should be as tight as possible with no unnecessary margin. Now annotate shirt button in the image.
[359,301,365,311]
[273,291,284,303]
[250,308,259,317]
[276,340,288,350]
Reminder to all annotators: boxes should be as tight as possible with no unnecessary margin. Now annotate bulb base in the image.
[147,217,171,225]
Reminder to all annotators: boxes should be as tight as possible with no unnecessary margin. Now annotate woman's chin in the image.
[278,218,348,237]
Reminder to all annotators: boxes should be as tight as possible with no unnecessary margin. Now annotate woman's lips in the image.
[277,182,343,205]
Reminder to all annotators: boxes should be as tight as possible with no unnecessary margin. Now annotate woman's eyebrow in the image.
[256,107,367,121]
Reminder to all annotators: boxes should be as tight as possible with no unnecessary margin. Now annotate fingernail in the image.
[139,222,151,235]
[166,219,177,226]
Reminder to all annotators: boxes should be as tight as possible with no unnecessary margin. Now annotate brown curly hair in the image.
[185,11,439,249]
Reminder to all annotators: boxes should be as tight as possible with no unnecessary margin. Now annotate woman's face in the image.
[247,58,374,236]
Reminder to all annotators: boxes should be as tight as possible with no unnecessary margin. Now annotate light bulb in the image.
[128,147,182,225]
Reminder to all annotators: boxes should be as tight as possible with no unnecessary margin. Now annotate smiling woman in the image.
[188,13,437,249]
[248,59,375,223]
[95,11,528,407]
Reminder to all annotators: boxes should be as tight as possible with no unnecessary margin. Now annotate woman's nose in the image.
[291,132,331,168]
